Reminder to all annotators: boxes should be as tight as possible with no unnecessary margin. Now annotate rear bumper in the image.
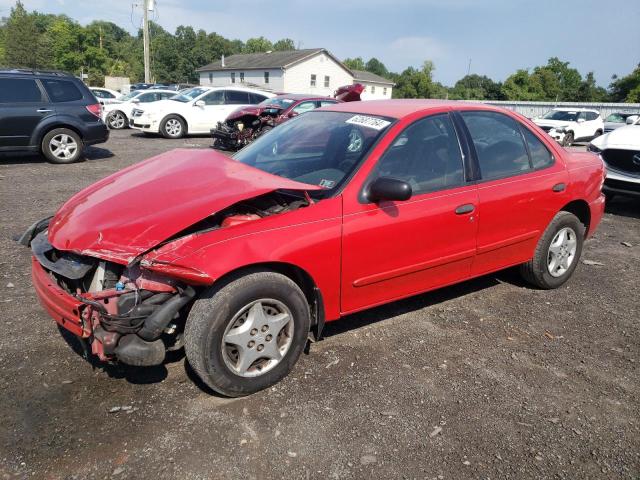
[83,121,109,146]
[587,194,606,238]
[31,256,89,338]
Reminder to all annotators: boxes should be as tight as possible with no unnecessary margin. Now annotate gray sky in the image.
[2,0,639,86]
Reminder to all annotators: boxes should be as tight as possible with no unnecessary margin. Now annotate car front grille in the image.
[539,126,553,132]
[602,149,640,176]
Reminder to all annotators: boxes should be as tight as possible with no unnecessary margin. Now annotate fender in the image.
[30,113,92,146]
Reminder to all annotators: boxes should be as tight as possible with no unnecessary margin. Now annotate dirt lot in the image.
[0,130,638,479]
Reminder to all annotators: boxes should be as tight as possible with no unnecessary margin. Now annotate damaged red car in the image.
[211,83,364,151]
[23,100,605,397]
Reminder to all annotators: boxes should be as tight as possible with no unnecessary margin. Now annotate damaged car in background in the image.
[211,83,364,150]
[22,101,605,397]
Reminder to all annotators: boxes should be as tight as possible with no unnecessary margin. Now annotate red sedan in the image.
[23,100,605,396]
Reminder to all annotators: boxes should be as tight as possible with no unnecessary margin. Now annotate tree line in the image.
[1,1,638,103]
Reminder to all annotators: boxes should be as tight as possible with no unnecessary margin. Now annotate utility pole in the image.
[142,0,151,83]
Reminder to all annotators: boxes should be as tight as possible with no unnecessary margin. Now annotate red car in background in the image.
[23,100,605,397]
[211,83,364,150]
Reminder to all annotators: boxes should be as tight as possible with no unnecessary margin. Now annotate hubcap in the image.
[109,112,125,128]
[547,227,577,277]
[49,134,78,160]
[221,299,294,378]
[165,119,182,136]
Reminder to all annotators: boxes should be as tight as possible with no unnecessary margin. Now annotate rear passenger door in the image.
[0,77,50,148]
[457,110,569,275]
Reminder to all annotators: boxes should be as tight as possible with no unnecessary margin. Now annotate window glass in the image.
[208,73,213,83]
[240,72,244,82]
[138,92,156,102]
[461,111,530,179]
[522,127,554,169]
[202,90,224,105]
[373,114,464,194]
[225,90,250,104]
[577,111,587,121]
[310,74,316,87]
[41,79,83,102]
[586,112,598,121]
[371,86,376,94]
[92,89,106,98]
[292,101,317,114]
[264,71,270,84]
[250,93,268,104]
[230,72,236,84]
[320,100,338,107]
[383,87,387,96]
[0,78,42,102]
[324,76,330,88]
[160,92,174,99]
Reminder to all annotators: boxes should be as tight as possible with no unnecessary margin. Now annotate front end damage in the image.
[211,106,283,151]
[23,184,315,367]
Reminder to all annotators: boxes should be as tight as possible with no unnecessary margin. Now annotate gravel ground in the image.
[0,130,638,479]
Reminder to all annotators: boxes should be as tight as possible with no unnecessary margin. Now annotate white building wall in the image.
[358,81,393,100]
[283,52,353,96]
[199,68,284,92]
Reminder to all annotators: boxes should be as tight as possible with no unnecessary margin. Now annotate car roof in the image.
[551,107,599,113]
[270,93,332,101]
[319,99,501,119]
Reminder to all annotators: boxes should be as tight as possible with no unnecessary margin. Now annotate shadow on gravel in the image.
[0,146,113,165]
[605,196,640,219]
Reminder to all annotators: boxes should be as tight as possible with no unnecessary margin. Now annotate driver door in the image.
[341,113,479,313]
[190,90,226,133]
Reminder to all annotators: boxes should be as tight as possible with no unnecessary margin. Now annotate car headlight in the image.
[553,126,567,133]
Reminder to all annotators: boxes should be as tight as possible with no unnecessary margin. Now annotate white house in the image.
[196,48,394,99]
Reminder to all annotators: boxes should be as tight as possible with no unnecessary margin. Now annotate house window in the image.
[208,72,213,83]
[371,85,376,94]
[310,74,316,87]
[240,72,244,83]
[231,72,235,84]
[383,87,387,96]
[324,76,330,88]
[264,71,269,84]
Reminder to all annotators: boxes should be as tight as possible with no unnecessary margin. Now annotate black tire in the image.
[562,131,574,147]
[593,129,603,139]
[41,128,84,164]
[184,271,310,397]
[160,115,186,139]
[106,110,128,130]
[519,211,585,289]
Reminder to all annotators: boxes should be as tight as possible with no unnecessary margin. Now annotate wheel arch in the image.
[560,199,590,236]
[205,261,326,340]
[34,122,84,149]
[160,113,189,134]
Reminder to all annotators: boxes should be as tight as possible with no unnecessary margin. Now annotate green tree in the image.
[449,74,505,100]
[609,64,640,102]
[503,69,545,100]
[243,36,273,53]
[273,38,295,51]
[393,61,446,99]
[365,57,388,77]
[343,57,366,71]
[3,1,50,68]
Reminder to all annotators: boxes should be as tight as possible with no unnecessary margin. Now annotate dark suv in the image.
[0,69,109,164]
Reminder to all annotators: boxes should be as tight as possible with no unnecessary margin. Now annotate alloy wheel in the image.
[165,119,182,136]
[49,134,78,161]
[108,112,126,129]
[547,227,577,277]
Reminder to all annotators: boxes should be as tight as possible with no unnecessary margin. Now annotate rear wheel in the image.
[106,110,127,129]
[562,131,574,147]
[520,211,585,289]
[41,128,84,164]
[160,115,186,139]
[184,271,311,397]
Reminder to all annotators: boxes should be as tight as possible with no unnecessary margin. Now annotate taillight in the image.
[86,103,102,118]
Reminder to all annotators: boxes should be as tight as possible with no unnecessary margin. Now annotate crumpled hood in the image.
[227,106,264,120]
[48,149,319,263]
[591,124,640,150]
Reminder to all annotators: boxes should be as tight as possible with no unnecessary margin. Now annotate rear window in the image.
[250,93,268,104]
[225,90,250,105]
[0,78,42,103]
[41,79,84,102]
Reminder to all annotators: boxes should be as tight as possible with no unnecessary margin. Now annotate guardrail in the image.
[467,100,640,119]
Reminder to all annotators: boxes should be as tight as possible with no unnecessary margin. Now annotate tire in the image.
[562,131,574,147]
[519,211,585,289]
[593,130,603,139]
[160,115,186,139]
[184,271,311,397]
[106,110,127,129]
[41,128,84,164]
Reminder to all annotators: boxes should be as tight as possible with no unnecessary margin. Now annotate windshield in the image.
[234,111,393,195]
[543,110,579,121]
[258,97,296,109]
[121,90,141,101]
[170,87,208,102]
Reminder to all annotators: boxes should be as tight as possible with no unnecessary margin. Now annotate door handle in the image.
[37,108,52,113]
[552,183,566,192]
[455,204,475,215]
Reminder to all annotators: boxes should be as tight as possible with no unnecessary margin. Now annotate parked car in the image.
[129,86,274,138]
[89,87,122,105]
[212,84,364,150]
[533,108,604,146]
[22,100,605,396]
[589,115,640,198]
[102,89,176,130]
[0,69,108,164]
[130,82,156,91]
[603,112,639,133]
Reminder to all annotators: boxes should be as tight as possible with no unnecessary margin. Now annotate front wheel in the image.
[41,128,84,164]
[520,211,585,289]
[184,271,311,397]
[106,110,127,129]
[160,115,186,139]
[562,131,574,147]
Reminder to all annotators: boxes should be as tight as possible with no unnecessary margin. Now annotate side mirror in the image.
[131,98,140,104]
[194,100,206,107]
[368,177,412,203]
[626,115,639,125]
[576,118,585,123]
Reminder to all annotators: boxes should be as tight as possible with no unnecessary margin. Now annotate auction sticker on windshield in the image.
[346,115,391,131]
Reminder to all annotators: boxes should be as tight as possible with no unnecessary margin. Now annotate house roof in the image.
[352,70,395,86]
[197,48,330,72]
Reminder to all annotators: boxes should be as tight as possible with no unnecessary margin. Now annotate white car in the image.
[102,89,177,130]
[533,108,604,146]
[129,86,274,138]
[90,87,123,105]
[589,115,640,198]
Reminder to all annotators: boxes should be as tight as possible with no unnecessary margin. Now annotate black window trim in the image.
[358,111,469,204]
[0,76,48,104]
[455,109,557,185]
